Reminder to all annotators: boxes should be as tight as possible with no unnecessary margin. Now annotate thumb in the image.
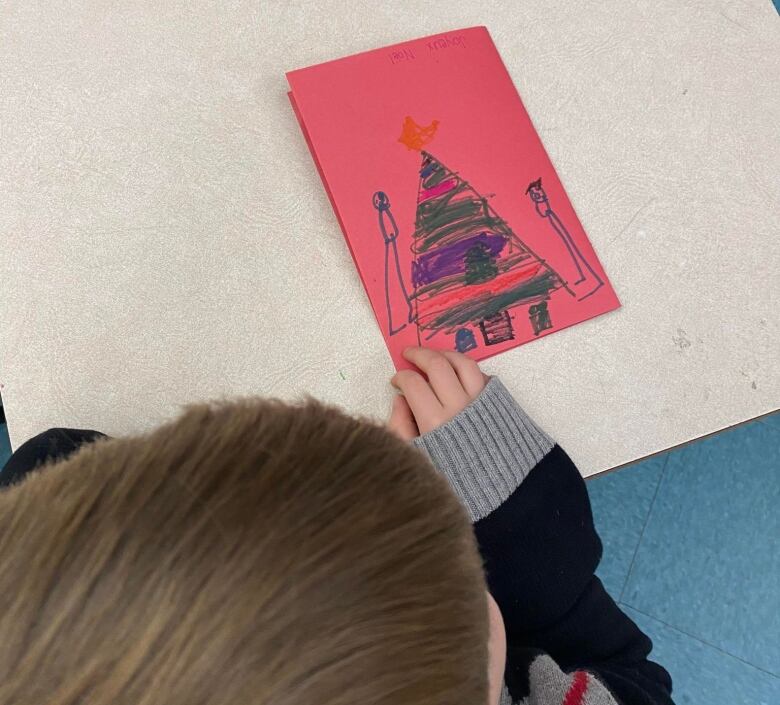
[387,394,419,441]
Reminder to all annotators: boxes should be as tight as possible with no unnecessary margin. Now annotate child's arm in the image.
[0,428,106,488]
[390,348,673,705]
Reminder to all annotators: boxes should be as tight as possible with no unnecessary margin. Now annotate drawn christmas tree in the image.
[409,149,566,350]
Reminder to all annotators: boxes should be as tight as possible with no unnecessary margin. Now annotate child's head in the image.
[0,398,494,705]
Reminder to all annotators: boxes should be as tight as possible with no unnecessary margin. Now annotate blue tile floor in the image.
[588,413,780,704]
[1,409,778,702]
[0,402,10,470]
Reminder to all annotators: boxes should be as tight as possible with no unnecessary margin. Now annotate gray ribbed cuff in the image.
[413,377,554,522]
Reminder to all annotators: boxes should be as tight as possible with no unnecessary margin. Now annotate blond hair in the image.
[0,398,488,705]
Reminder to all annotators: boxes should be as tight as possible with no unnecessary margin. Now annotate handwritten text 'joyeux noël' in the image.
[388,34,467,65]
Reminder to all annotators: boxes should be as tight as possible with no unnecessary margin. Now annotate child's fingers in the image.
[439,351,487,398]
[402,347,470,408]
[387,394,419,440]
[391,369,443,432]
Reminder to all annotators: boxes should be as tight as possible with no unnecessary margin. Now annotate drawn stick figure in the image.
[373,191,414,335]
[526,178,603,301]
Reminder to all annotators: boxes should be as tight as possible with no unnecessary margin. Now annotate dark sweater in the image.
[1,379,673,705]
[413,378,673,705]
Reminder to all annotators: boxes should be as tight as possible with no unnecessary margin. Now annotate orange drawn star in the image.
[398,116,439,151]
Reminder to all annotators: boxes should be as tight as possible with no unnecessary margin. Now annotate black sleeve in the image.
[474,445,674,705]
[0,428,106,489]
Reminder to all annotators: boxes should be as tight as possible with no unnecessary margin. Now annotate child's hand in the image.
[388,347,487,440]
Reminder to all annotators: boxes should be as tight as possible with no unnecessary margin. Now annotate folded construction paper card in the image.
[288,26,620,369]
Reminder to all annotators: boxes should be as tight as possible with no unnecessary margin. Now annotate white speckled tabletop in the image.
[1,1,778,476]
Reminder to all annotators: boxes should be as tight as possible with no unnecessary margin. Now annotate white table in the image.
[1,1,778,476]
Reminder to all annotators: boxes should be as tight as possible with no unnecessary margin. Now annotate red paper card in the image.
[287,27,620,369]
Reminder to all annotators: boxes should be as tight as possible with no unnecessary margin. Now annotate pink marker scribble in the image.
[418,178,457,202]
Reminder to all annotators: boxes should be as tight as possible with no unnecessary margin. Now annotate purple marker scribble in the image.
[412,232,506,286]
